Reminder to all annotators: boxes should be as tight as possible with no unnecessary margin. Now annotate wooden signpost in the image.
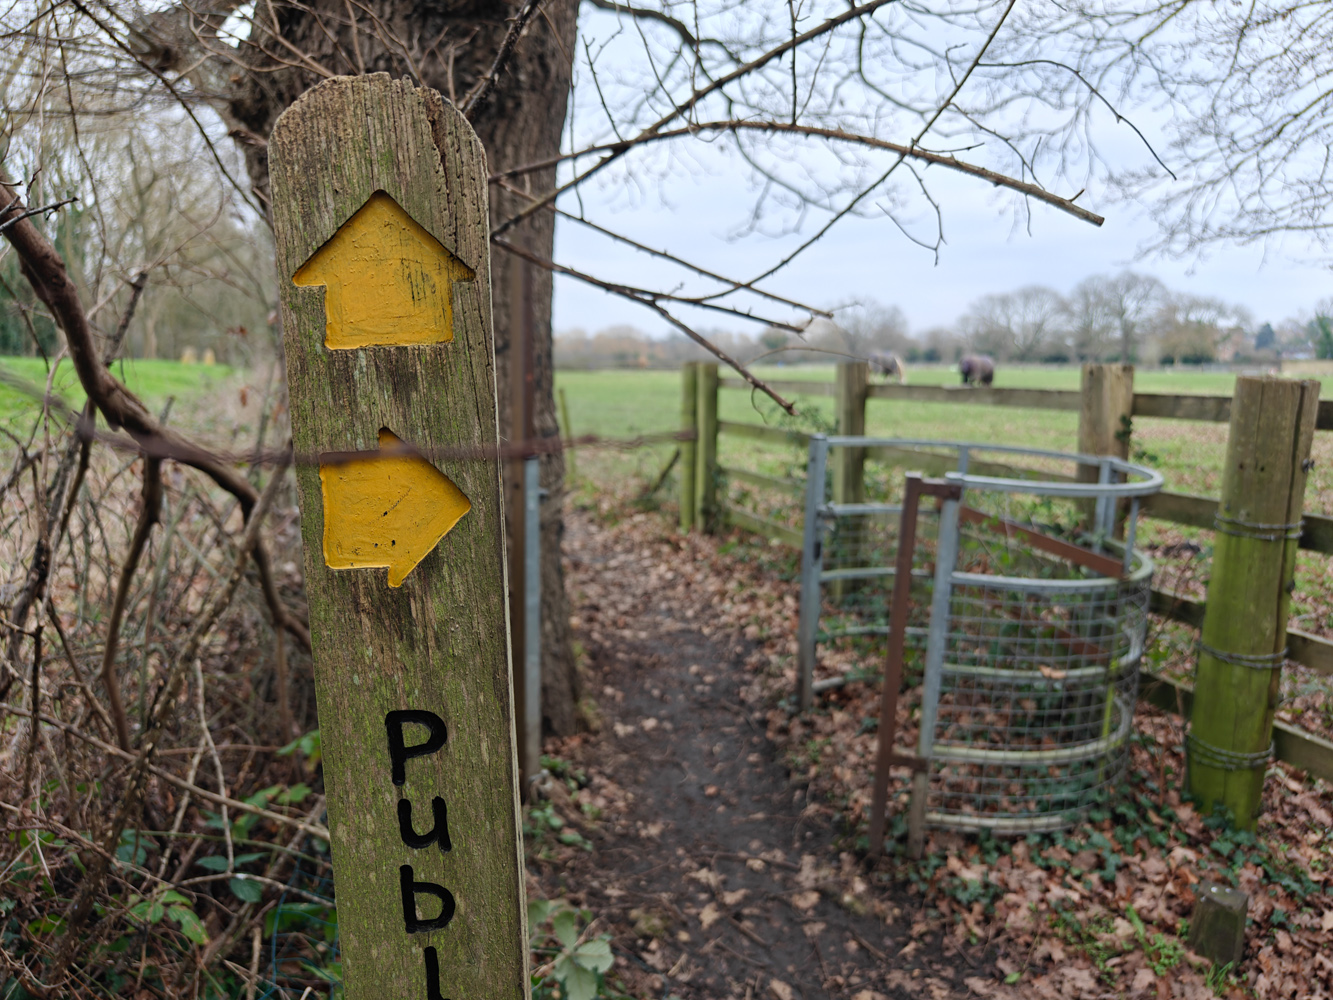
[270,75,527,999]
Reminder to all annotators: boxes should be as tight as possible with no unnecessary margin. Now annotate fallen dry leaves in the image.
[541,493,1333,998]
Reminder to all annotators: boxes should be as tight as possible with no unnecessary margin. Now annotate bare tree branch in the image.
[460,0,548,115]
[493,0,900,236]
[494,235,797,414]
[0,184,311,653]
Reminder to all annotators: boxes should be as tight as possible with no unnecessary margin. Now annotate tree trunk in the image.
[222,0,582,735]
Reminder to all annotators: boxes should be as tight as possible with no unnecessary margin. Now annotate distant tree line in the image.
[0,110,274,364]
[557,272,1333,368]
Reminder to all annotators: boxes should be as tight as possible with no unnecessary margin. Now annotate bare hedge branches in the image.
[0,183,310,654]
[997,1,1333,257]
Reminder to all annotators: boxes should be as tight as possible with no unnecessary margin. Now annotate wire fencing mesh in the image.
[926,509,1152,832]
[800,438,1159,834]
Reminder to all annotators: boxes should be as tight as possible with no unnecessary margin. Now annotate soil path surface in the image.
[531,510,976,1000]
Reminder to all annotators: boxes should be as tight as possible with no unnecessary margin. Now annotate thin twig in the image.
[51,455,292,978]
[0,184,311,654]
[493,0,899,236]
[99,457,162,751]
[493,237,796,413]
[459,0,547,115]
[193,657,233,870]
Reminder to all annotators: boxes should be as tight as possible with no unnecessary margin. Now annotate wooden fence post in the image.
[1077,363,1134,532]
[833,361,868,504]
[1189,376,1319,829]
[680,363,698,532]
[695,362,719,532]
[1078,363,1134,460]
[271,76,528,999]
[558,386,575,483]
[832,361,868,598]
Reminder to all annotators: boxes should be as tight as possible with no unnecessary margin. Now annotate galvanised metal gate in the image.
[795,435,1163,838]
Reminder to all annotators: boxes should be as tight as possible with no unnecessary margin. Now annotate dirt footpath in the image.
[530,509,981,999]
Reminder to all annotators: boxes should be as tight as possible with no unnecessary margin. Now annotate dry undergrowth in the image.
[0,374,336,999]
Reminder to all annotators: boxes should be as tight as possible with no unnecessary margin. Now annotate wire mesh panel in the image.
[924,532,1152,832]
[797,443,946,703]
[799,435,1162,836]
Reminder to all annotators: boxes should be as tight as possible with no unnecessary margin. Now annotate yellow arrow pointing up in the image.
[320,429,471,587]
[293,190,476,350]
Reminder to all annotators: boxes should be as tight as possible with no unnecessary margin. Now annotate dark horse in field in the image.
[868,350,906,382]
[959,354,994,386]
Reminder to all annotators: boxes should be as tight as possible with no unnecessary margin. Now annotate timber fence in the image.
[676,360,1333,784]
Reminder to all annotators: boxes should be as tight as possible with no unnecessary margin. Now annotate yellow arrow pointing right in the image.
[320,428,471,587]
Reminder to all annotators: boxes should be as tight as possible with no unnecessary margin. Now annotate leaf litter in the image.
[531,498,1333,998]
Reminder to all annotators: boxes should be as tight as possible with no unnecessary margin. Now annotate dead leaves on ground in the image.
[559,502,1333,998]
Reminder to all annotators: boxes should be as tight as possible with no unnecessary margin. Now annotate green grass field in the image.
[7,355,1329,513]
[555,364,1333,512]
[7,357,1324,508]
[0,355,237,428]
[555,363,1333,734]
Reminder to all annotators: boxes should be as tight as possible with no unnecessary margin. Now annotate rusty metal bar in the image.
[867,475,960,860]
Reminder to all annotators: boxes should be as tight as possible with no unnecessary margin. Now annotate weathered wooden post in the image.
[695,362,719,532]
[1077,363,1135,533]
[1190,377,1319,829]
[558,386,575,483]
[832,361,868,598]
[832,360,868,505]
[270,75,527,999]
[680,363,698,532]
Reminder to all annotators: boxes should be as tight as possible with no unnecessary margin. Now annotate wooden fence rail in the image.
[716,372,1333,553]
[719,375,1333,427]
[692,362,1333,786]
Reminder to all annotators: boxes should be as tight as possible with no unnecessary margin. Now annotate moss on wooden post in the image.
[270,75,527,999]
[695,362,719,532]
[1189,376,1319,829]
[680,363,698,532]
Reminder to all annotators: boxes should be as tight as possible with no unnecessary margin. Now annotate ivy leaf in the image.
[27,915,65,935]
[557,959,598,1000]
[168,905,209,945]
[230,876,263,903]
[552,909,579,949]
[245,785,283,809]
[527,898,552,928]
[278,730,322,766]
[572,937,614,974]
[277,783,312,806]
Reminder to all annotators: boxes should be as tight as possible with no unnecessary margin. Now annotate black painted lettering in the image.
[400,864,456,934]
[386,710,448,786]
[399,796,452,852]
[423,946,450,1000]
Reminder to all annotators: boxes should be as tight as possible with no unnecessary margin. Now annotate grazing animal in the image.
[868,350,906,383]
[959,354,994,386]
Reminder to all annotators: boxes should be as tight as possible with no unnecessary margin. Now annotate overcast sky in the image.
[551,155,1331,339]
[549,8,1331,341]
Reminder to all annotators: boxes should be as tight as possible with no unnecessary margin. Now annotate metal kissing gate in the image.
[795,436,1163,846]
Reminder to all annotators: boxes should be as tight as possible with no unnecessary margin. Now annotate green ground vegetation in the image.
[554,364,1333,511]
[0,355,236,428]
